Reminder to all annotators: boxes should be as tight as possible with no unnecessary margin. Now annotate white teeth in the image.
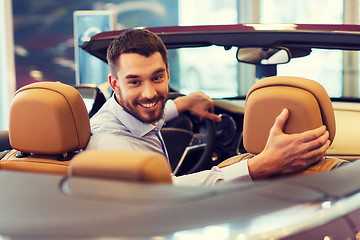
[141,102,156,108]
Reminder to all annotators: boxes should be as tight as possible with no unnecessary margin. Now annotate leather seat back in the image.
[1,82,90,174]
[69,150,172,183]
[243,76,335,154]
[218,76,348,176]
[9,82,90,154]
[2,82,172,182]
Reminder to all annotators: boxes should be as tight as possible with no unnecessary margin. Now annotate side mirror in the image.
[236,47,291,65]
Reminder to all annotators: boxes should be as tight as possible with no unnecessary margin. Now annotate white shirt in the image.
[87,95,252,185]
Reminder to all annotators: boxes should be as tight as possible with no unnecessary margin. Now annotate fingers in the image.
[290,126,329,159]
[292,133,330,169]
[296,125,327,143]
[303,129,329,150]
[184,91,222,122]
[203,112,222,122]
[271,108,289,133]
[254,107,331,178]
[302,139,330,161]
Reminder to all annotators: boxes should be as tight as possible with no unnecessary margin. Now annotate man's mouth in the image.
[140,100,157,108]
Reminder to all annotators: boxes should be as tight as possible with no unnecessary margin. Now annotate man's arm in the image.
[173,91,222,122]
[172,94,329,181]
[248,108,330,179]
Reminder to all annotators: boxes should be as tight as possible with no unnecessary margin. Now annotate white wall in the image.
[0,0,16,130]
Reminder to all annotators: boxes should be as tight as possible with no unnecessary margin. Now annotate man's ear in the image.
[108,73,120,95]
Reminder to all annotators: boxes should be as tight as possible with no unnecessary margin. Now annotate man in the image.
[86,29,330,185]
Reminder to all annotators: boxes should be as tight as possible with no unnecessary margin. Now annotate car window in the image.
[278,49,360,99]
[170,47,360,100]
[259,0,346,99]
[168,46,240,98]
[277,49,343,98]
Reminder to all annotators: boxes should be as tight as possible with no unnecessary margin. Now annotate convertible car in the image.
[1,24,360,239]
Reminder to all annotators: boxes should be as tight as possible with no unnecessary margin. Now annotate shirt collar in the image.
[109,95,165,137]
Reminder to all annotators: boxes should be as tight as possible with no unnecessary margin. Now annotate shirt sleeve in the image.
[221,159,253,182]
[172,159,252,186]
[164,100,179,122]
[87,131,142,151]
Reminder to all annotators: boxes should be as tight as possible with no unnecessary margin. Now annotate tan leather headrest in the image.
[69,150,172,183]
[9,82,90,154]
[243,76,335,154]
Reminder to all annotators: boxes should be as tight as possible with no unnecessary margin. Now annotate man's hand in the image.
[248,108,330,179]
[173,91,221,122]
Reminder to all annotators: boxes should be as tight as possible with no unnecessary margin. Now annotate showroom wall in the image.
[0,0,16,130]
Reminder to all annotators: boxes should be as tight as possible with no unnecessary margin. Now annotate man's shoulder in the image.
[90,99,124,129]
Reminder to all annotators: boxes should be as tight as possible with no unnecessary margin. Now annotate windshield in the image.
[169,47,360,100]
[168,46,243,98]
[277,49,343,98]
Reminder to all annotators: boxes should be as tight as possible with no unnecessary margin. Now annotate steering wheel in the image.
[161,93,216,176]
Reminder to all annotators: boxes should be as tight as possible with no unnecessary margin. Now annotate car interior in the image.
[0,75,350,181]
[0,131,11,152]
[0,81,91,174]
[0,81,172,183]
[73,84,107,118]
[216,75,349,177]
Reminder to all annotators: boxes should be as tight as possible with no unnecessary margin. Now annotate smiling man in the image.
[86,29,330,185]
[114,52,168,124]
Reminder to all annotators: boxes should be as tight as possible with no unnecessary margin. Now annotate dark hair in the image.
[106,28,168,77]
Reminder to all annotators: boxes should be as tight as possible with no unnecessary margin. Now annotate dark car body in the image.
[2,24,360,239]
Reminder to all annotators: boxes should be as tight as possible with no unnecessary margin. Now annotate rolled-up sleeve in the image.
[164,100,179,122]
[172,159,252,186]
[221,159,252,182]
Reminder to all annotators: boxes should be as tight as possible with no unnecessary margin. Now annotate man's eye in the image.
[153,76,163,82]
[129,80,140,85]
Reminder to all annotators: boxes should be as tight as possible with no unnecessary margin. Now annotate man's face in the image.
[110,52,170,124]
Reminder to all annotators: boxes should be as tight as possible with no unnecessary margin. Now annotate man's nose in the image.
[141,82,157,99]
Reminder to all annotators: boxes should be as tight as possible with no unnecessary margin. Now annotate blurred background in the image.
[0,0,357,129]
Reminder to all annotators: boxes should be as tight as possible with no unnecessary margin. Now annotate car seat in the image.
[0,81,91,174]
[218,76,349,177]
[0,81,172,183]
[69,150,172,183]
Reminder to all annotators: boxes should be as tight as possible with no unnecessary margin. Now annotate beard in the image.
[119,93,167,124]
